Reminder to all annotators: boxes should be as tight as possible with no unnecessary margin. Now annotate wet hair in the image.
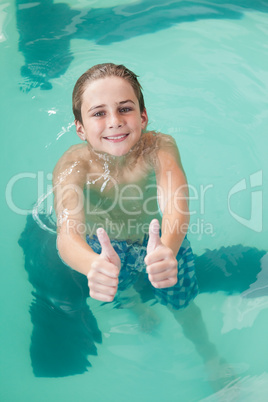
[72,63,145,124]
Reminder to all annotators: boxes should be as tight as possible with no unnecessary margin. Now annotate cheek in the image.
[85,119,102,131]
[130,115,143,128]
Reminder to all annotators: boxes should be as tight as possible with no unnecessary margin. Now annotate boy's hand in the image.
[87,228,121,302]
[145,219,178,289]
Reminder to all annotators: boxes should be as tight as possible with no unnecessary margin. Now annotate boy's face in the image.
[75,76,148,157]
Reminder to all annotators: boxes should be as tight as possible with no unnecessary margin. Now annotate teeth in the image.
[106,134,127,140]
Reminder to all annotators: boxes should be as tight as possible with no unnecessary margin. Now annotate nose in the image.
[108,112,123,129]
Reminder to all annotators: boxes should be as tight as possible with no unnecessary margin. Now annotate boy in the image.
[53,63,232,389]
[53,63,198,308]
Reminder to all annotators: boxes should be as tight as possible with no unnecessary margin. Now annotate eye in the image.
[93,111,105,117]
[119,107,132,113]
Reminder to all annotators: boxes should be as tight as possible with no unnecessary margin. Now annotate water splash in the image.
[32,160,82,233]
[0,3,9,42]
[56,122,75,140]
[32,188,57,234]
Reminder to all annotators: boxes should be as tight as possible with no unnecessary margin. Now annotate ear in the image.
[75,120,86,141]
[141,108,148,130]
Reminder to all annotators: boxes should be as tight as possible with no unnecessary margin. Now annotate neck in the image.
[87,136,144,172]
[88,148,128,172]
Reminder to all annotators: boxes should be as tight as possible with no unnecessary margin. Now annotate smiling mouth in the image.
[103,133,129,142]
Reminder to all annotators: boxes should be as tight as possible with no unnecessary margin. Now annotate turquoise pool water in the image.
[1,1,268,401]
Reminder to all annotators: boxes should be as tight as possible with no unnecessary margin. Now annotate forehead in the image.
[82,76,137,106]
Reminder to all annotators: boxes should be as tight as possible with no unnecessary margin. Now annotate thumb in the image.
[97,228,119,265]
[147,219,162,255]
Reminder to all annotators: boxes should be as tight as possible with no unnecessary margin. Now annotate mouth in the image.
[103,133,129,143]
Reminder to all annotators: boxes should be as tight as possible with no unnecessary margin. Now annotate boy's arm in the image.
[155,135,190,257]
[53,146,98,276]
[53,146,120,301]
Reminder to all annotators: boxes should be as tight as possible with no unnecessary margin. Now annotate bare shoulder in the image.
[144,131,179,152]
[53,143,90,186]
[146,131,183,170]
[155,132,179,153]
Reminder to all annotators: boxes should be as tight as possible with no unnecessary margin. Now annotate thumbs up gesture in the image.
[87,228,121,302]
[144,219,178,289]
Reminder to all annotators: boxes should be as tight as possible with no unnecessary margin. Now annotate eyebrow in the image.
[119,100,135,106]
[88,99,135,112]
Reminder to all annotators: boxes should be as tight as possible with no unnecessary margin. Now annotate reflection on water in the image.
[221,252,268,333]
[18,213,266,377]
[15,0,268,91]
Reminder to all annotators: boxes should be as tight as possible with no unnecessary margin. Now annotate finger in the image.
[148,268,177,283]
[97,228,119,264]
[144,245,172,265]
[89,282,118,296]
[146,259,175,274]
[90,260,120,279]
[151,277,178,289]
[89,290,116,302]
[147,219,162,255]
[87,271,119,287]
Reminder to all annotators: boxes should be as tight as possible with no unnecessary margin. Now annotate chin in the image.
[109,148,130,157]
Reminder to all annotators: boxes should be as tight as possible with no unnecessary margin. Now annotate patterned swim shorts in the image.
[86,234,199,310]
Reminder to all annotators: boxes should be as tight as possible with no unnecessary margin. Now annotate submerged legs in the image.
[170,301,217,362]
[170,301,237,391]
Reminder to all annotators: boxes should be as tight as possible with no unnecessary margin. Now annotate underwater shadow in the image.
[135,239,267,303]
[18,214,102,378]
[16,0,268,90]
[195,246,267,296]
